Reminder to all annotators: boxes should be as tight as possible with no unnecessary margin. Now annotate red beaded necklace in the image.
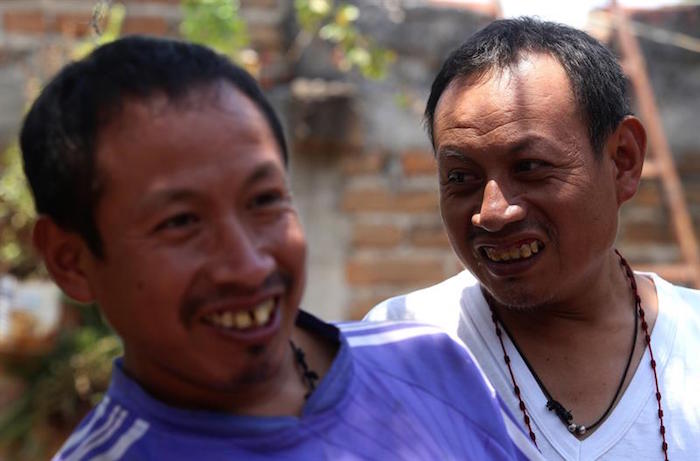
[489,249,668,460]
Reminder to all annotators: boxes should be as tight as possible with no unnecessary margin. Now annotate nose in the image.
[471,179,526,232]
[210,217,275,287]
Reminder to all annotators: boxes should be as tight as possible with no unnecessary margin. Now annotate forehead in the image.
[94,83,284,201]
[433,53,581,148]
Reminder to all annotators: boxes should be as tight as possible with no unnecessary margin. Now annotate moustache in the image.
[468,220,545,241]
[179,271,292,326]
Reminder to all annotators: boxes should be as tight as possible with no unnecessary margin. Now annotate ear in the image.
[606,115,647,205]
[33,216,96,304]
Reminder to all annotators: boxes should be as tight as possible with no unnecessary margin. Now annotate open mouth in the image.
[201,298,276,331]
[480,240,544,263]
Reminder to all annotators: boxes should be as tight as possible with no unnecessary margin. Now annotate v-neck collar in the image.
[462,272,678,460]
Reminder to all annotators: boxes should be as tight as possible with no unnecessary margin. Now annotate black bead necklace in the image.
[289,340,319,399]
[489,249,668,460]
[492,294,636,436]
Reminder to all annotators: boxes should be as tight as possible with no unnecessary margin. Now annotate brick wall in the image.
[0,1,698,320]
[340,147,461,318]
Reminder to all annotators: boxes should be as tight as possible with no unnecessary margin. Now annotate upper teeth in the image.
[204,299,275,330]
[484,241,541,262]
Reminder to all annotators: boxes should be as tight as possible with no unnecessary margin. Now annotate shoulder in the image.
[364,270,478,324]
[52,396,150,461]
[339,320,493,396]
[337,321,543,461]
[648,272,700,322]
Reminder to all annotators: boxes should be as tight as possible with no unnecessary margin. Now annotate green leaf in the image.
[180,0,249,59]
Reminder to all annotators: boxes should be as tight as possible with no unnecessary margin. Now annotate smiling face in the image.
[434,54,621,309]
[82,82,306,407]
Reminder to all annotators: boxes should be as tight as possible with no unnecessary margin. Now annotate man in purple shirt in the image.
[20,36,540,460]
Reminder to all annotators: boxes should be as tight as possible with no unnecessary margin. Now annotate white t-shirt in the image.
[365,270,700,461]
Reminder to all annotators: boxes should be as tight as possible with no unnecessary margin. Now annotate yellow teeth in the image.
[235,311,252,329]
[483,241,542,262]
[204,299,275,330]
[254,301,272,325]
[221,311,234,328]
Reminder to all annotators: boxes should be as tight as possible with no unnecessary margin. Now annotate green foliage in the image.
[0,304,121,459]
[295,0,396,79]
[0,4,125,458]
[0,143,37,277]
[0,3,125,278]
[180,0,249,59]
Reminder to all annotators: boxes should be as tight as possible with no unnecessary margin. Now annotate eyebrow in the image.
[138,160,285,213]
[438,135,548,160]
[138,189,200,214]
[242,161,283,189]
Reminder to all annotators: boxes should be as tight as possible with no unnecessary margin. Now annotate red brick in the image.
[55,12,94,37]
[342,187,439,213]
[293,138,360,157]
[341,186,393,212]
[352,223,403,248]
[619,221,674,243]
[3,10,46,34]
[340,151,385,175]
[677,152,700,176]
[248,24,284,51]
[682,181,700,204]
[629,180,662,207]
[346,256,445,286]
[393,190,439,213]
[409,224,450,248]
[122,16,170,35]
[401,148,436,176]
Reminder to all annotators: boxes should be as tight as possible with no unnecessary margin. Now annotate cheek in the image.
[440,195,471,236]
[439,198,476,261]
[266,216,307,273]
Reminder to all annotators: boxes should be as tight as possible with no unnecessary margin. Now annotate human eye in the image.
[154,212,200,232]
[248,188,287,210]
[447,171,466,183]
[514,159,550,174]
[446,170,480,185]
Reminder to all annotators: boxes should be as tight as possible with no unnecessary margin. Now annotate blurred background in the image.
[0,0,698,458]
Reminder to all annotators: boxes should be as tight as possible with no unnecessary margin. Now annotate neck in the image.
[123,325,336,418]
[487,250,634,338]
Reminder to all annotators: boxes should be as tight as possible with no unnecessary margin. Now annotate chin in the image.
[482,282,557,311]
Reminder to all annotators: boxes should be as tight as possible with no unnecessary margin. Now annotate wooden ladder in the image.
[611,2,700,287]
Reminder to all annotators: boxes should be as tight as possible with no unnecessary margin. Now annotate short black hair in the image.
[20,35,288,257]
[425,17,631,155]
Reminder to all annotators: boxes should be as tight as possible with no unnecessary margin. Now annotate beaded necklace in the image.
[289,340,319,399]
[489,249,668,460]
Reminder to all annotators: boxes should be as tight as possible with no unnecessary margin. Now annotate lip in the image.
[195,295,284,345]
[474,236,545,277]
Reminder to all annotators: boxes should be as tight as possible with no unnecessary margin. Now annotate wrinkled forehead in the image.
[435,54,577,127]
[443,52,573,102]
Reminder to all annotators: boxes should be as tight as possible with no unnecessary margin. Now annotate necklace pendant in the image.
[568,423,587,435]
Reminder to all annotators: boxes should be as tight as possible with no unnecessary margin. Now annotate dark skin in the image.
[33,82,336,417]
[433,53,654,436]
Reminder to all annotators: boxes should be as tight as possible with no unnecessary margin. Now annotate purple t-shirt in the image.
[52,311,541,460]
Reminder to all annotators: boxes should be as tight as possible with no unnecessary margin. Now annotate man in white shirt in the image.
[366,17,700,461]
